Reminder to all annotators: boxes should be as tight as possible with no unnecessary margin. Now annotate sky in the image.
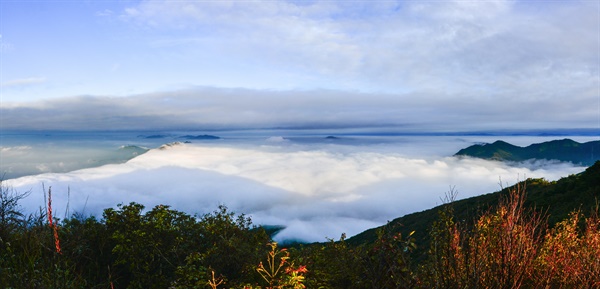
[0,0,599,131]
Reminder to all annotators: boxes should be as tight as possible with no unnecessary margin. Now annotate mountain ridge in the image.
[455,138,600,166]
[346,160,600,259]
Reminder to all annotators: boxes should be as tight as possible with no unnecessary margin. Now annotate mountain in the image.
[454,138,600,166]
[347,161,600,259]
[178,134,221,140]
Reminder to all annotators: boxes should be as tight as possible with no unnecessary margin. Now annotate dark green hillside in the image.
[179,134,221,140]
[455,138,600,166]
[347,161,600,258]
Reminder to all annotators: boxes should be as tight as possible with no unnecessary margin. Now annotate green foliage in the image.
[196,205,270,286]
[0,201,88,288]
[104,203,201,288]
[60,215,113,288]
[361,223,418,288]
[299,234,363,289]
[102,203,270,288]
[297,223,417,289]
[171,252,211,289]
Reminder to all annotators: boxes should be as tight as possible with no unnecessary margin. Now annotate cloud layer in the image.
[2,87,598,131]
[6,141,585,242]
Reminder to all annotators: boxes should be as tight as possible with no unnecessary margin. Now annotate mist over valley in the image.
[2,131,592,242]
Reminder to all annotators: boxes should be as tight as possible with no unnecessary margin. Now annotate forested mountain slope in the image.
[455,139,600,166]
[347,161,600,258]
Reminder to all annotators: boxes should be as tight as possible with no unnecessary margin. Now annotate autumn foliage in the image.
[419,184,600,289]
[535,210,600,288]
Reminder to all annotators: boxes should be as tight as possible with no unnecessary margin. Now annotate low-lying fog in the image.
[3,135,590,243]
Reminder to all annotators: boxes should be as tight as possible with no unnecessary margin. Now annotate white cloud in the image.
[121,0,597,91]
[96,9,114,17]
[1,77,46,88]
[5,141,586,243]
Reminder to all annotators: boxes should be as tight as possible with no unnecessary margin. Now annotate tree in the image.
[103,203,200,289]
[196,205,270,286]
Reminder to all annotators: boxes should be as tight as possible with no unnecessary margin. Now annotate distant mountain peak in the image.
[455,138,600,166]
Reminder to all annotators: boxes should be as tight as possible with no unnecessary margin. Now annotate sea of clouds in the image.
[3,135,590,243]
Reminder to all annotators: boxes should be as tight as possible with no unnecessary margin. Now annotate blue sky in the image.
[1,0,599,131]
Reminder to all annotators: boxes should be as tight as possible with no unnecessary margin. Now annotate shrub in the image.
[535,208,600,288]
[421,183,546,288]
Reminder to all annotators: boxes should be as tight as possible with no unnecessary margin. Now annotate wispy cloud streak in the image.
[1,77,46,88]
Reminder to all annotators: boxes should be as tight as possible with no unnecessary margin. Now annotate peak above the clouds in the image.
[455,139,600,166]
